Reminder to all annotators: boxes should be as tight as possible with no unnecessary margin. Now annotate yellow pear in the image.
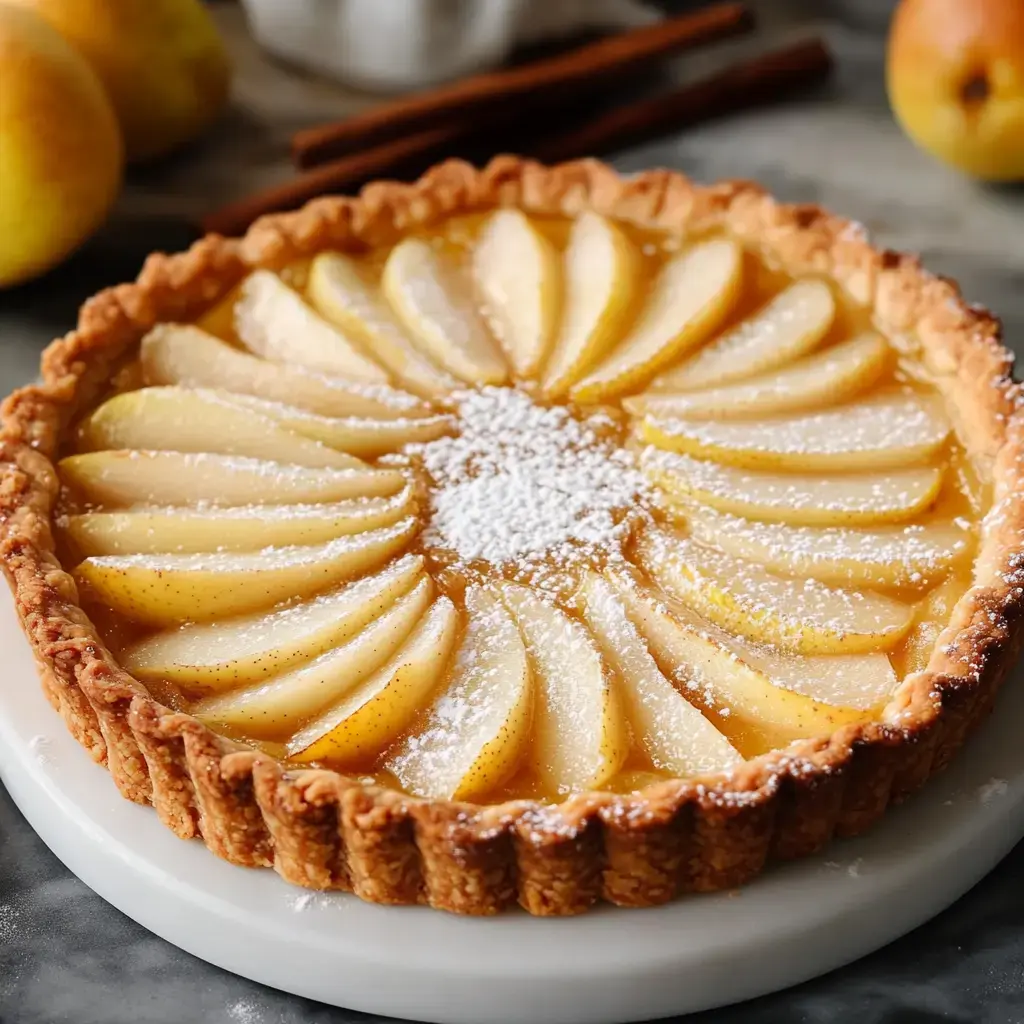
[0,3,123,287]
[887,0,1024,182]
[14,0,232,163]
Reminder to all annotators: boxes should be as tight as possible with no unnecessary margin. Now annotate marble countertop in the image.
[1,2,1023,1022]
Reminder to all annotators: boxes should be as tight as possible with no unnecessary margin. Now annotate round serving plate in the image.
[2,585,1023,1024]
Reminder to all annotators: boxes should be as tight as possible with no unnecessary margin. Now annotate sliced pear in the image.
[642,448,943,527]
[388,587,532,801]
[571,239,744,402]
[626,333,889,420]
[641,393,951,472]
[607,572,878,753]
[899,575,971,676]
[141,324,429,420]
[613,574,896,709]
[581,574,741,775]
[216,393,454,458]
[651,279,836,392]
[194,284,242,341]
[288,596,461,763]
[497,582,628,794]
[382,238,508,386]
[64,488,416,556]
[307,252,459,398]
[541,212,639,397]
[471,209,561,379]
[234,269,388,383]
[193,576,435,735]
[75,517,420,626]
[59,451,405,508]
[75,387,362,470]
[602,770,668,795]
[734,637,897,712]
[637,529,914,654]
[684,507,973,587]
[121,555,424,689]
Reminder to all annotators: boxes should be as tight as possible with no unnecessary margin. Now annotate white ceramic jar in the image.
[238,0,656,93]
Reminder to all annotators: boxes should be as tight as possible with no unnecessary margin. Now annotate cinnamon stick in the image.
[201,125,467,237]
[532,37,833,162]
[290,2,755,169]
[199,37,833,239]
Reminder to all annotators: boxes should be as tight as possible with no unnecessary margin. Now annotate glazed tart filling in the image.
[56,209,983,805]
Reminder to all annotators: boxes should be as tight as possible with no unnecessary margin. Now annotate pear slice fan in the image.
[57,213,976,806]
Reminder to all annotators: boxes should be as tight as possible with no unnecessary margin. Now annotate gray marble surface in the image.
[2,2,1024,1022]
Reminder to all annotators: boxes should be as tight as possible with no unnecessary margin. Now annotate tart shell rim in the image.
[2,156,1023,916]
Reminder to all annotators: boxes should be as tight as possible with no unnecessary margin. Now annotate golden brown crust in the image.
[3,157,1023,916]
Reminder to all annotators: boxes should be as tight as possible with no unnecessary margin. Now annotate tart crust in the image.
[2,157,1023,916]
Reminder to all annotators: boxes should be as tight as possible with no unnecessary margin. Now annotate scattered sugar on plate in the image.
[0,901,20,943]
[226,998,264,1023]
[288,890,350,914]
[977,778,1009,804]
[28,734,52,766]
[291,893,315,913]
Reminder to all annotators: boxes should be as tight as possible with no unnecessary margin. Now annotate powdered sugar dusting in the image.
[407,387,649,570]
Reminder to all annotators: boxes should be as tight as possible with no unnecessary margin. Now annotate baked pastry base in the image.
[2,157,1022,916]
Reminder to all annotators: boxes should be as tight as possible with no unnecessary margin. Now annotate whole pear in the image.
[0,3,123,288]
[13,0,232,164]
[887,0,1024,181]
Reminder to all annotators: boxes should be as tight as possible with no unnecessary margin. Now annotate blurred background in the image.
[0,0,1021,385]
[0,2,1023,1021]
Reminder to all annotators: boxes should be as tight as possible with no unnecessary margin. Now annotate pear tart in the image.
[2,158,1023,917]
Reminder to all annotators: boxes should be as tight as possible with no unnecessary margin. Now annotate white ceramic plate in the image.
[1,584,1022,1024]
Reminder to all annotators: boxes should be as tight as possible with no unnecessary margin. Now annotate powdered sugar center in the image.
[407,387,649,567]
